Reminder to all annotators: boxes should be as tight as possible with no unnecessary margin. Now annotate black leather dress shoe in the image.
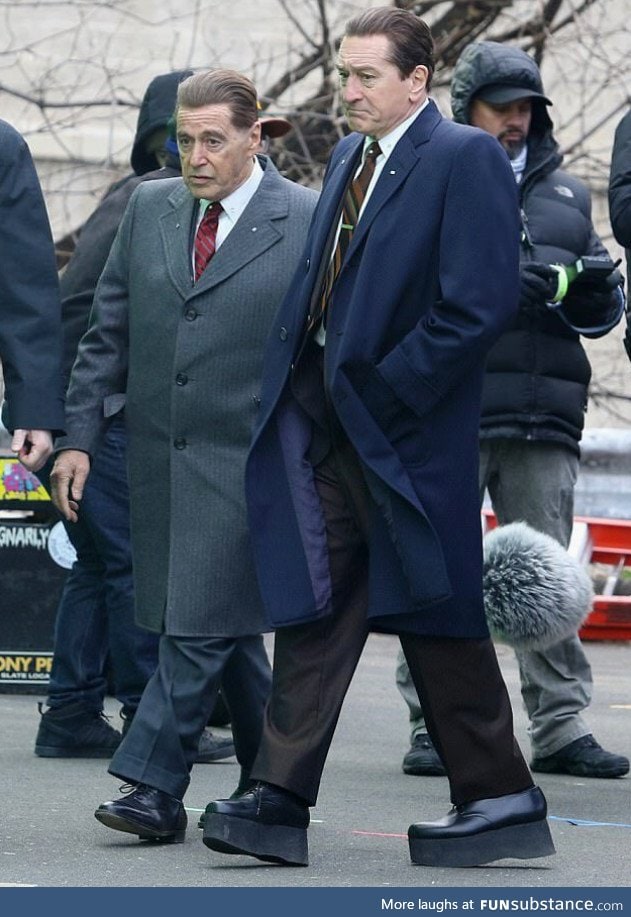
[202,781,309,865]
[408,786,555,867]
[198,773,254,828]
[94,784,187,843]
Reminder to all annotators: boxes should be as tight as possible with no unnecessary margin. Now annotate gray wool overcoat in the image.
[60,157,318,636]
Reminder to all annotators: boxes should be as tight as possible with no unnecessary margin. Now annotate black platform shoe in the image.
[202,781,309,865]
[408,786,555,867]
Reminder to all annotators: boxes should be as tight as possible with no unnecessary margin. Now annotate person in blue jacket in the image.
[202,8,555,870]
[0,119,64,469]
[609,106,631,362]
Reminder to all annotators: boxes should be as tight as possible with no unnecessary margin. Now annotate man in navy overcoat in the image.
[203,7,556,869]
[0,119,64,468]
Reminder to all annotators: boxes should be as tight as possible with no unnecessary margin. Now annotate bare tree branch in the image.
[2,0,628,424]
[0,83,138,110]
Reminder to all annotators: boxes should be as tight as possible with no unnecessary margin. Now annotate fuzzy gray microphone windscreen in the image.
[483,521,593,650]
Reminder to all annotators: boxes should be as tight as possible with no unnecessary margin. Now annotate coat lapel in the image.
[190,159,290,297]
[159,182,196,299]
[305,136,363,312]
[314,137,363,254]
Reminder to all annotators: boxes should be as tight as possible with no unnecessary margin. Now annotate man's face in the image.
[145,127,169,168]
[337,34,428,139]
[469,98,532,160]
[177,103,261,200]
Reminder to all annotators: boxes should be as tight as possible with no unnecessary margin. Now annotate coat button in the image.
[185,308,198,321]
[176,373,188,386]
[279,326,288,341]
[174,437,187,450]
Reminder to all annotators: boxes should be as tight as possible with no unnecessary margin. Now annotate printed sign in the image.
[0,651,53,684]
[0,458,49,502]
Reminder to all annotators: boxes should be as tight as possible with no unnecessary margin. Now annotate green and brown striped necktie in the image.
[309,140,382,331]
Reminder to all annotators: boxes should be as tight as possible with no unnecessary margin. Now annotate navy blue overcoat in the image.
[0,119,64,433]
[245,101,520,637]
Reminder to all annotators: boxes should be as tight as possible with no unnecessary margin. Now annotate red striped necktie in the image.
[194,201,222,282]
[309,140,382,331]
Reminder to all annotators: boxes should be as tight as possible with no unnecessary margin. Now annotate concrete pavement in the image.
[0,633,629,888]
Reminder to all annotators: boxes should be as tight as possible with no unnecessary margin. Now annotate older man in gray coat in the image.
[50,69,318,844]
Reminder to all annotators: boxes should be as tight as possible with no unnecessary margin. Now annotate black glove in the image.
[561,285,623,337]
[519,262,558,312]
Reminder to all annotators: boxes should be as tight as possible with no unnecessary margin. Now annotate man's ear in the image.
[250,120,262,152]
[410,65,429,99]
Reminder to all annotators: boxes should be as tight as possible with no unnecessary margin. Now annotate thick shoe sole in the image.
[202,812,308,866]
[408,818,555,867]
[35,745,118,759]
[94,810,186,844]
[532,759,630,778]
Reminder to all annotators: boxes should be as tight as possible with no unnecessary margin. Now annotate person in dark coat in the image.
[202,9,555,870]
[397,40,629,782]
[33,70,236,766]
[609,107,631,360]
[0,119,65,469]
[50,68,318,845]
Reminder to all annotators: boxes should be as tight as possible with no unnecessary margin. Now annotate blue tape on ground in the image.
[550,814,631,828]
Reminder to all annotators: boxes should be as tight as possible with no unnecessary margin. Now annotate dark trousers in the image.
[38,414,159,716]
[109,633,271,799]
[251,364,533,807]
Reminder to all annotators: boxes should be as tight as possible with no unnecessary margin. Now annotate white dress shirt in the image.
[193,157,264,272]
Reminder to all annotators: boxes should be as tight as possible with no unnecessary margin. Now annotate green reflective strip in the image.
[551,265,569,302]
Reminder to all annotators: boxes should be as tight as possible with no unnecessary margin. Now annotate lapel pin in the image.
[389,170,396,175]
[252,226,258,232]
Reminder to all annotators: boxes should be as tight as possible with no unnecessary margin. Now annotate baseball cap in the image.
[475,84,552,106]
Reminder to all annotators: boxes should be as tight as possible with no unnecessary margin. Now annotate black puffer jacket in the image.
[609,108,631,363]
[452,42,614,454]
[609,107,631,279]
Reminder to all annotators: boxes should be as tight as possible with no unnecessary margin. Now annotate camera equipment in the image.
[546,255,625,337]
[549,255,620,302]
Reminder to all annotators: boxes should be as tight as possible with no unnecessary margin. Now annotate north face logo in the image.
[554,184,574,198]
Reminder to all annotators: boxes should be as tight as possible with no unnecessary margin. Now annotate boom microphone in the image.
[483,522,593,650]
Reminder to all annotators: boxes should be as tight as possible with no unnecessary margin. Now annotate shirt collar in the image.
[362,97,431,162]
[198,156,264,220]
